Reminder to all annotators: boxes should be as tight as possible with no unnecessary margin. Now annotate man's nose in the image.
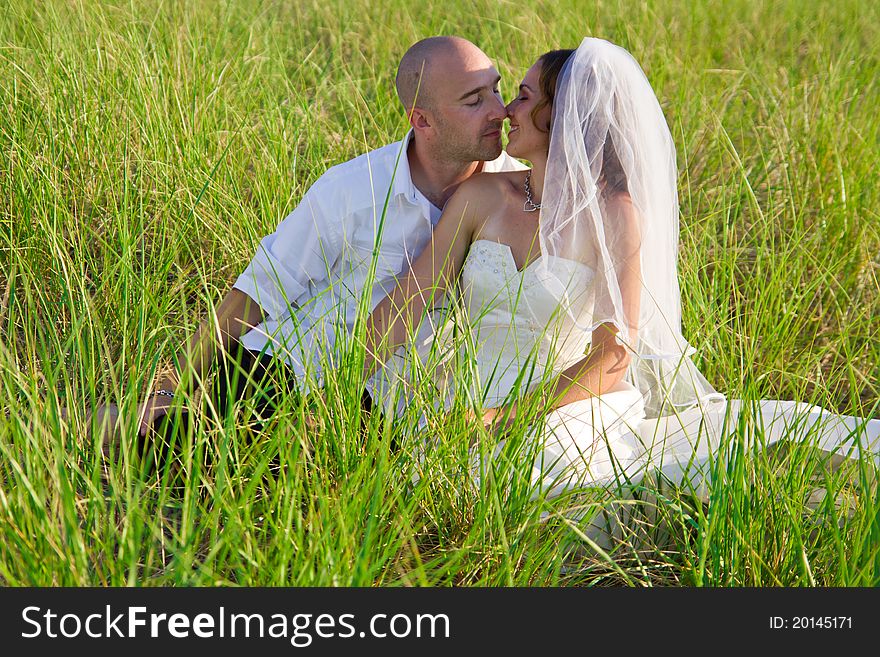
[488,94,507,120]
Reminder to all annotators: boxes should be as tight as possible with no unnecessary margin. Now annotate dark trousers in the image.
[136,341,291,473]
[138,341,375,475]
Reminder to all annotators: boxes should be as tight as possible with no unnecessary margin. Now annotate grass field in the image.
[0,0,878,586]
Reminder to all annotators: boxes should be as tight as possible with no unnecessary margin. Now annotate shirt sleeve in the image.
[233,177,343,320]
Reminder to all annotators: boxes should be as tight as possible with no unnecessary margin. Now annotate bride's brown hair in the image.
[535,48,628,194]
[531,49,574,132]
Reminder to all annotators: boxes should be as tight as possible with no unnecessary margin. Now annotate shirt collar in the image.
[390,129,419,202]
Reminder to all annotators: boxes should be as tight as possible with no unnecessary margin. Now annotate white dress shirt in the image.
[233,132,526,397]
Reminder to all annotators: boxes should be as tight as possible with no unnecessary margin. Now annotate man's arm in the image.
[139,288,265,436]
[154,288,265,391]
[139,171,343,435]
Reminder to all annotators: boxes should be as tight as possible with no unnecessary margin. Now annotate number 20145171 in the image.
[769,616,852,629]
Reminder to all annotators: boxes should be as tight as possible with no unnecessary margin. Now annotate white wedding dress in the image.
[407,240,880,519]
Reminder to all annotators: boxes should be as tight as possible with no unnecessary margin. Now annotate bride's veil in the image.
[536,37,722,417]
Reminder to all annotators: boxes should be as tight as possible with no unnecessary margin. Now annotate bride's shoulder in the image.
[447,171,522,209]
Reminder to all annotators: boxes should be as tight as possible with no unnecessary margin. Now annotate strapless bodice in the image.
[435,239,597,406]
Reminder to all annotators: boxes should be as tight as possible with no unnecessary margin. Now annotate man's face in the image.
[423,49,506,163]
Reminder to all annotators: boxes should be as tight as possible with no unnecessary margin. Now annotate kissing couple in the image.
[111,36,877,518]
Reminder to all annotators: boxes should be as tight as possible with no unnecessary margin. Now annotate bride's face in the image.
[505,60,552,160]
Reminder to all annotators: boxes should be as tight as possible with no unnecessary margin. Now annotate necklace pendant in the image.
[523,170,542,212]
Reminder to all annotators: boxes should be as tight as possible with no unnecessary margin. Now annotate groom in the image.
[132,36,525,442]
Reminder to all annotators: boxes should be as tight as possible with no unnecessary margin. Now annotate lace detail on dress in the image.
[462,240,594,291]
[461,240,510,281]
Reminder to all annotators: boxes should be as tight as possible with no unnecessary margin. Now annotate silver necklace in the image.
[523,170,542,212]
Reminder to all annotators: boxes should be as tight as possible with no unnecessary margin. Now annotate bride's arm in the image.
[543,196,641,408]
[543,321,633,407]
[481,322,633,429]
[362,177,491,378]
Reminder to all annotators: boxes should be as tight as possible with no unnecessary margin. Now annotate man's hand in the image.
[462,407,494,428]
[462,406,514,433]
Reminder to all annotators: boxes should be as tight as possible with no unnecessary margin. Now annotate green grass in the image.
[0,0,878,586]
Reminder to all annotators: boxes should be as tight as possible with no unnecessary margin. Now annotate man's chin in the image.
[477,138,503,162]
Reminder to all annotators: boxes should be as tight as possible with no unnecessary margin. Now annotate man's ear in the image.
[408,107,432,133]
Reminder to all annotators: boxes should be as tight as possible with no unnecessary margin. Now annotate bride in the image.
[362,38,879,517]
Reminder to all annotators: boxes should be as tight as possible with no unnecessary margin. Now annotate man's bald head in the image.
[395,36,492,111]
[395,36,505,165]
